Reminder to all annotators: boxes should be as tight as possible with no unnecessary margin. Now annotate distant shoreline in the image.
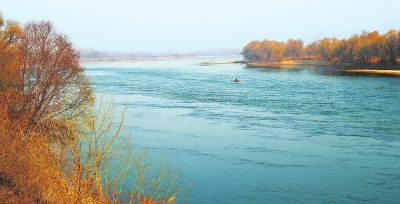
[81,56,400,76]
[330,61,400,76]
[343,69,400,76]
[80,54,242,63]
[245,60,330,67]
[252,60,400,76]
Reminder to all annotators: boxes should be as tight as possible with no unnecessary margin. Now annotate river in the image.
[83,56,400,203]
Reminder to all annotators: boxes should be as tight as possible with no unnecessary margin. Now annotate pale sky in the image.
[1,0,400,53]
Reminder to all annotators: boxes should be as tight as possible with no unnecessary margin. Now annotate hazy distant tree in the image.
[79,48,100,59]
[384,29,400,64]
[317,38,335,61]
[256,40,271,61]
[305,41,320,59]
[242,40,261,61]
[352,41,366,64]
[332,38,347,62]
[367,31,380,63]
[285,38,304,59]
[243,28,400,66]
[344,34,360,63]
[242,40,285,62]
[351,32,367,64]
[374,34,387,65]
[329,38,341,60]
[269,41,285,62]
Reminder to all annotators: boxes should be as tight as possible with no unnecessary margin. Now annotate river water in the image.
[83,56,400,203]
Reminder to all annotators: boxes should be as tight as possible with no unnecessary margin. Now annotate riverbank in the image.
[245,60,400,76]
[81,56,400,76]
[80,55,242,63]
[246,60,330,67]
[80,56,193,63]
[199,60,244,65]
[200,59,330,67]
[329,61,400,76]
[344,69,400,76]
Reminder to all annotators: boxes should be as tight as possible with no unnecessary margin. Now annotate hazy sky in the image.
[2,0,400,53]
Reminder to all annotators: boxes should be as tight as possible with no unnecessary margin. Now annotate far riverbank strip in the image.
[200,59,329,67]
[343,69,400,76]
[201,59,400,76]
[81,56,400,77]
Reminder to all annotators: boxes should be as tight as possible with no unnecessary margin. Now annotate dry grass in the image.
[0,96,191,203]
[0,106,72,203]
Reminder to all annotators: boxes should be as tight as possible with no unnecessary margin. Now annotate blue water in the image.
[83,57,400,203]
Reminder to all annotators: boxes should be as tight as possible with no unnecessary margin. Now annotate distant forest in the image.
[79,48,241,59]
[242,29,400,65]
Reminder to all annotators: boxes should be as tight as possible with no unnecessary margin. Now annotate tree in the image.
[318,37,335,61]
[79,48,100,59]
[242,40,286,62]
[305,41,320,59]
[269,41,285,62]
[285,38,304,59]
[333,38,348,62]
[0,14,21,92]
[1,14,191,203]
[384,29,400,64]
[367,31,380,63]
[242,40,261,61]
[5,21,93,129]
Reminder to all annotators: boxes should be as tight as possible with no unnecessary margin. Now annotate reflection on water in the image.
[84,57,400,203]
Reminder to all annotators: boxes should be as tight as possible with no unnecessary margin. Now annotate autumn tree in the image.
[375,34,387,64]
[366,31,380,63]
[316,37,341,61]
[384,29,400,64]
[305,41,320,59]
[284,38,304,59]
[1,13,191,203]
[269,40,285,62]
[305,29,400,66]
[0,14,21,92]
[242,40,286,62]
[332,38,348,62]
[1,20,93,134]
[242,40,262,61]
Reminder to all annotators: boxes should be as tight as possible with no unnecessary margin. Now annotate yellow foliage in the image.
[0,12,191,204]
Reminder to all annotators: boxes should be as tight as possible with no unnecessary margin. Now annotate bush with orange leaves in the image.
[0,13,191,203]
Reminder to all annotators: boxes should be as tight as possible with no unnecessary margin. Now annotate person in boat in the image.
[234,78,241,83]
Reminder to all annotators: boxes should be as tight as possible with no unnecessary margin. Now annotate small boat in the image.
[233,78,241,83]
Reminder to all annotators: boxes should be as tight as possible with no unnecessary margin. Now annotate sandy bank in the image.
[246,60,330,67]
[200,59,331,67]
[329,61,400,76]
[80,56,400,77]
[246,60,400,76]
[343,69,400,76]
[199,60,244,65]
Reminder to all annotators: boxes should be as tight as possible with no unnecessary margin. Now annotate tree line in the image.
[0,13,190,203]
[242,38,303,62]
[242,29,400,65]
